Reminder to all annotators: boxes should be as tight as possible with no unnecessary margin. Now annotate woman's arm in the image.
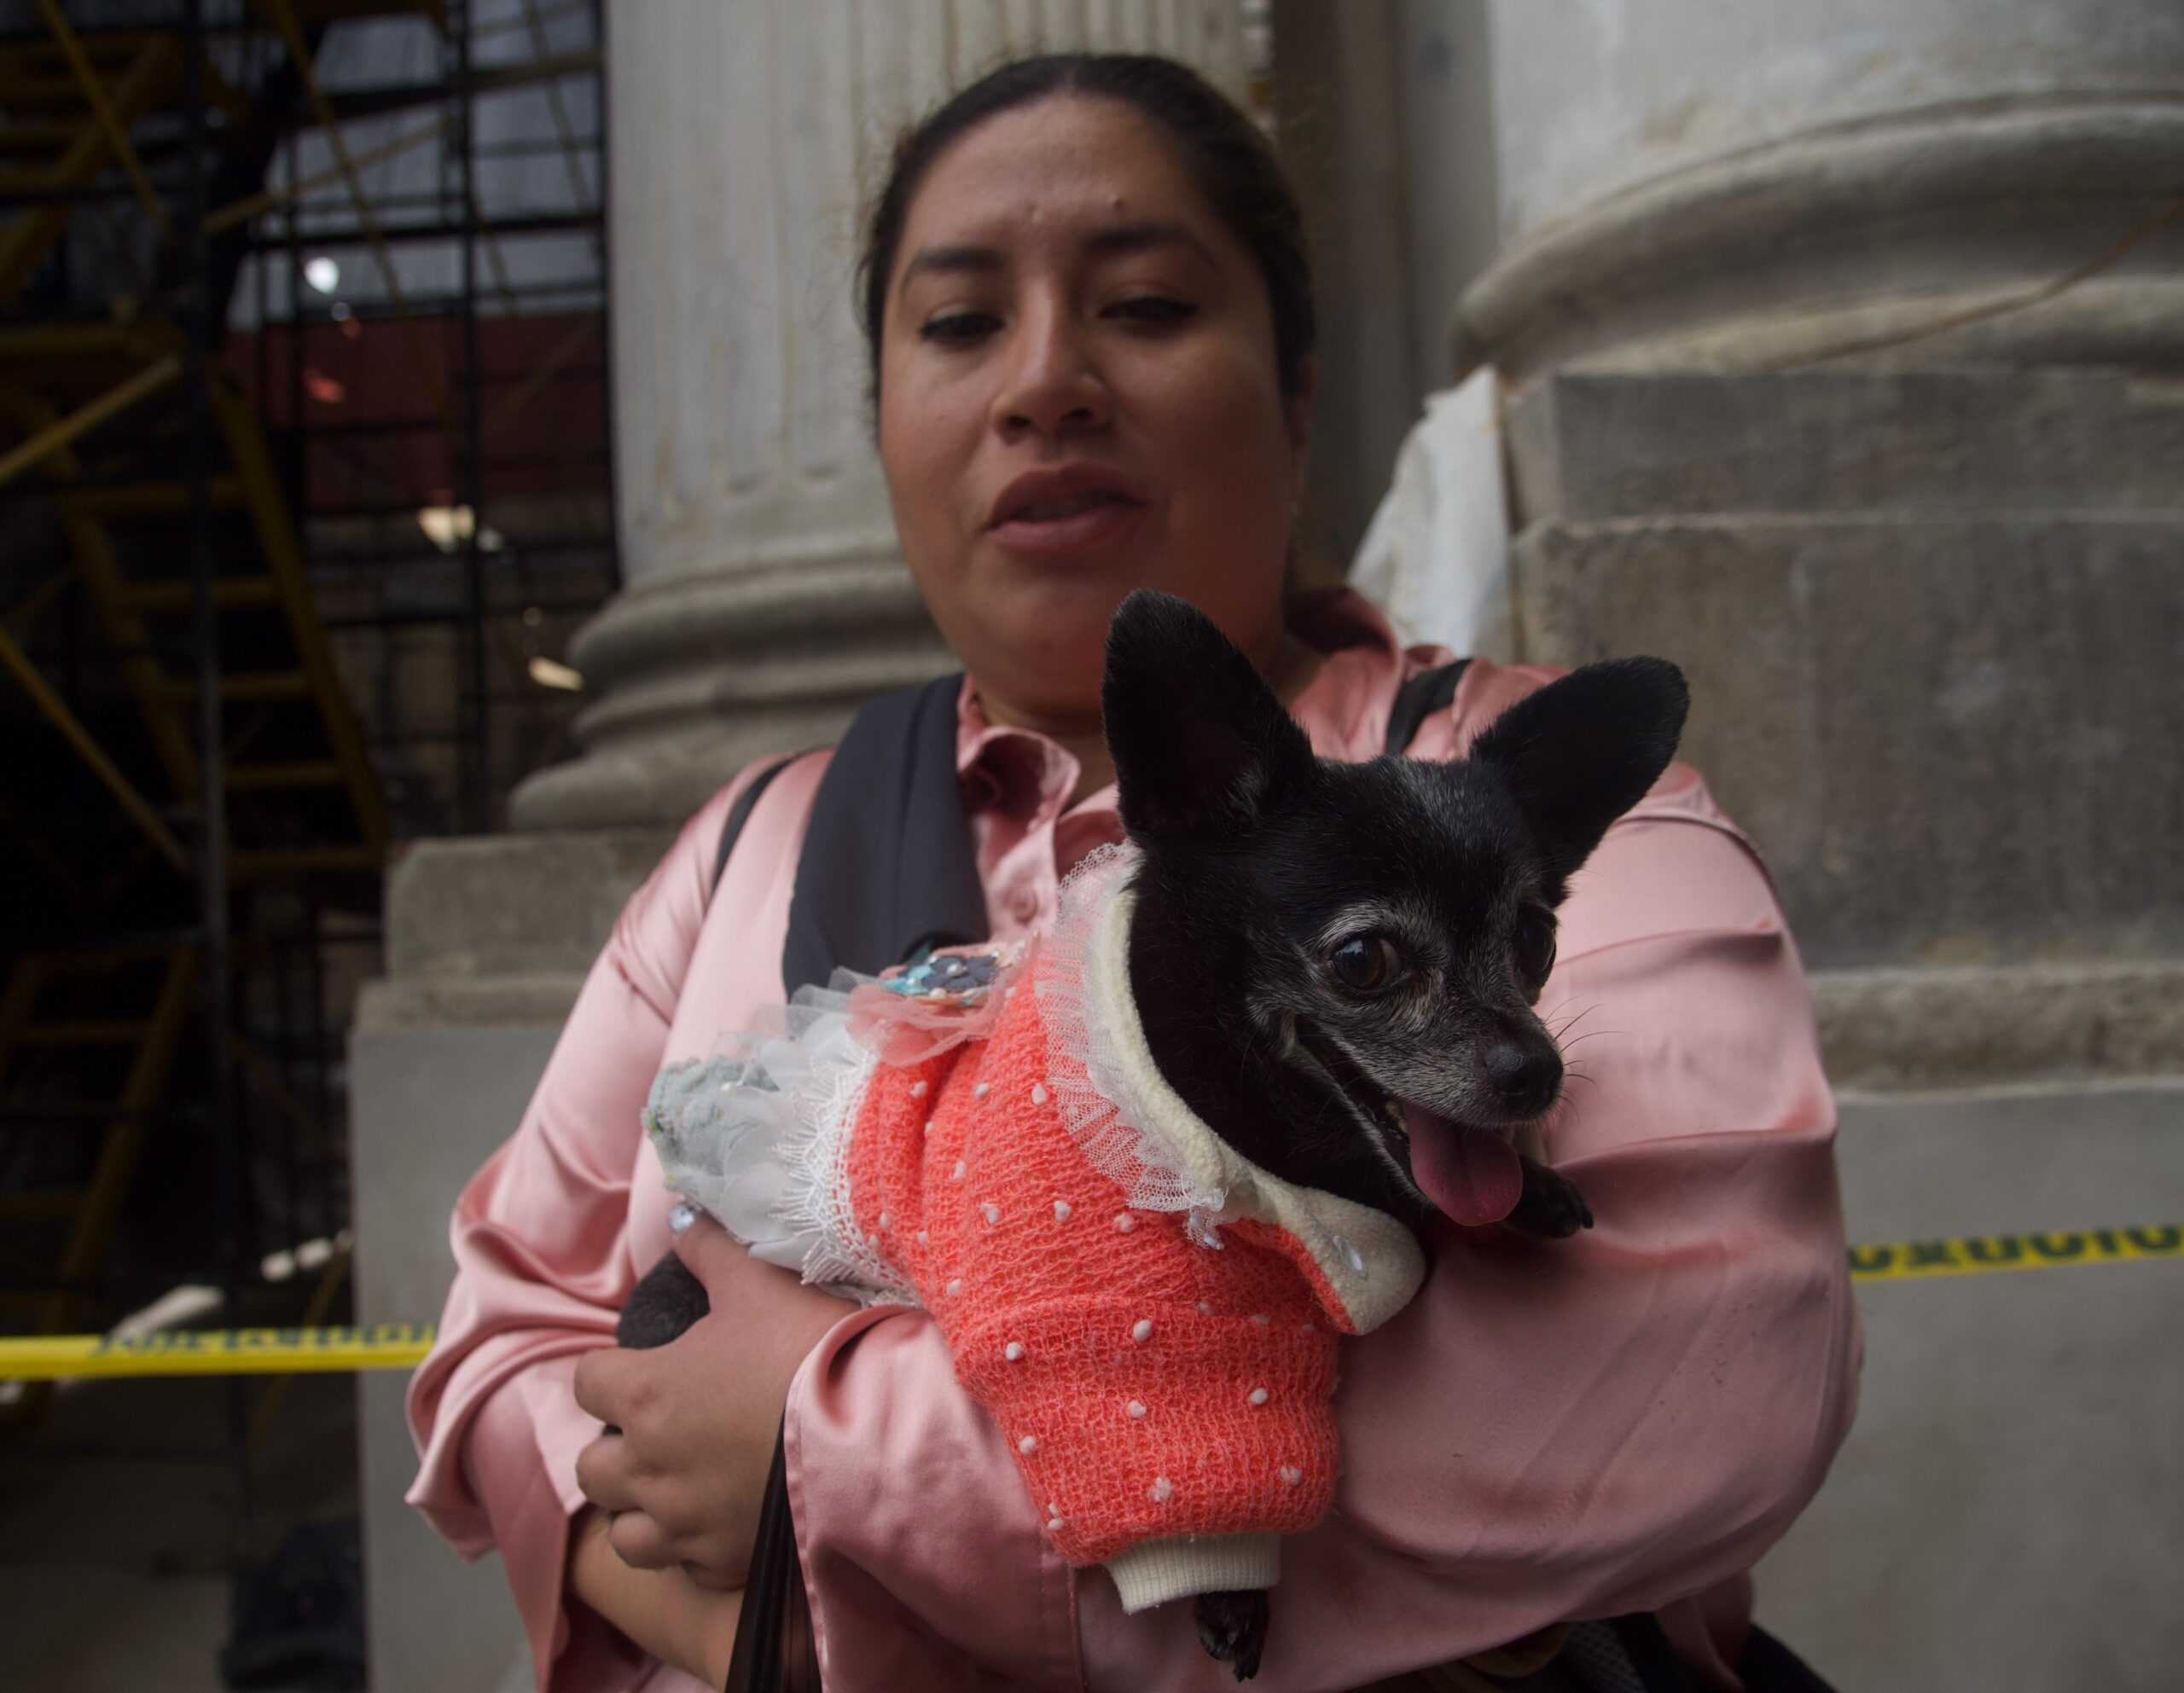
[780,773,1861,1691]
[566,1505,742,1682]
[404,766,795,1693]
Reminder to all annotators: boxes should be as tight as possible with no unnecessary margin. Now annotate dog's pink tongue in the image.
[1401,1102,1524,1226]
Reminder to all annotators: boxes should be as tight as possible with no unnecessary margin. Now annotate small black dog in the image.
[621,590,1687,1680]
[1102,591,1686,1677]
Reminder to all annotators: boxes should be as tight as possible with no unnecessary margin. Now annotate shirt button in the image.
[1009,889,1039,925]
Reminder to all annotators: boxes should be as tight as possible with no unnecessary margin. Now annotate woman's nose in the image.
[991,305,1109,439]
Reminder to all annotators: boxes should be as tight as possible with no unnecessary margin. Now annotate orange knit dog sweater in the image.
[648,844,1426,1611]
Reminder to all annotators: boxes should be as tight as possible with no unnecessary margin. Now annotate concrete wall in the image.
[351,1021,565,1693]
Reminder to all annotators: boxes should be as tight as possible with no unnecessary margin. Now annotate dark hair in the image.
[857,53,1316,414]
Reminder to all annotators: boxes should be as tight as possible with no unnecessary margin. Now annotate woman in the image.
[407,54,1859,1693]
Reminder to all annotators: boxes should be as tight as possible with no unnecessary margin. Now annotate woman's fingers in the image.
[682,1555,746,1592]
[573,1430,642,1515]
[572,1342,636,1425]
[607,1506,678,1571]
[603,1505,746,1587]
[670,1210,753,1299]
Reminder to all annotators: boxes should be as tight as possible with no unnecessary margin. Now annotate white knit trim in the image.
[1034,844,1231,1233]
[1063,861,1426,1335]
[1105,1534,1281,1613]
[770,990,912,1302]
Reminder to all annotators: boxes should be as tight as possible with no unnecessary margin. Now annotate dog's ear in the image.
[1466,657,1689,896]
[1103,589,1316,839]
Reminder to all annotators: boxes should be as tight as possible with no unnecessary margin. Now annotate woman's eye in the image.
[919,311,998,345]
[1108,295,1196,325]
[1327,936,1401,993]
[1513,908,1557,989]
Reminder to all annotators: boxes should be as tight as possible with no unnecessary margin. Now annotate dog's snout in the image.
[1483,1039,1561,1117]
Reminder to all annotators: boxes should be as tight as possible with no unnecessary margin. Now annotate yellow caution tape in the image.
[0,1322,435,1381]
[1,1227,2177,1380]
[1847,1223,2182,1283]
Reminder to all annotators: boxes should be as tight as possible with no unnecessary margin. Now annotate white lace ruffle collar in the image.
[1032,844,1425,1336]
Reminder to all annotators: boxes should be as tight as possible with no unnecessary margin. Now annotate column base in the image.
[509,553,953,832]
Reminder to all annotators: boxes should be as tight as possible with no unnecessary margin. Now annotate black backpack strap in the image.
[1383,658,1472,757]
[780,670,990,993]
[711,754,802,895]
[722,1421,822,1693]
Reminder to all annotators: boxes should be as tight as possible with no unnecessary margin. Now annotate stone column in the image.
[511,0,1251,830]
[1400,17,2184,1689]
[1432,0,2184,1087]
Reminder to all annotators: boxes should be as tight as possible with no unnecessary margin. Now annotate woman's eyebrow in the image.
[1079,220,1216,268]
[896,221,1217,300]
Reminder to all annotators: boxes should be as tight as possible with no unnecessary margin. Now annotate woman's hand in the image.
[573,1215,854,1585]
[566,1503,745,1683]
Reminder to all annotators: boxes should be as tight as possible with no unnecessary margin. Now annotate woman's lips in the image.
[986,493,1143,557]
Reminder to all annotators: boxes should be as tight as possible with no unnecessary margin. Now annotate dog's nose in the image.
[1483,1040,1561,1116]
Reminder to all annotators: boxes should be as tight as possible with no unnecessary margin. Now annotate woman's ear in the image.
[1285,354,1319,459]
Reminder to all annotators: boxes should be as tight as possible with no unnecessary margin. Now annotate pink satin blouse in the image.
[405,590,1861,1692]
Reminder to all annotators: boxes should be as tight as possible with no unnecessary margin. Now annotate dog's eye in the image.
[1327,936,1401,993]
[1513,907,1557,990]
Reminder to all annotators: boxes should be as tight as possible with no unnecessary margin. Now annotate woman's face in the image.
[878,94,1314,726]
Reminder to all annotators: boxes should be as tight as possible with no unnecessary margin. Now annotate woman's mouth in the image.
[988,491,1144,555]
[1013,493,1122,523]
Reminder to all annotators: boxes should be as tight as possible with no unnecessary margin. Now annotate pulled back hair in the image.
[857,54,1316,414]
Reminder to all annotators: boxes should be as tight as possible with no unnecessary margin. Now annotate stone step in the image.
[1513,511,2183,965]
[1814,960,2184,1093]
[1507,367,2184,523]
[1755,1079,2184,1693]
[381,828,672,984]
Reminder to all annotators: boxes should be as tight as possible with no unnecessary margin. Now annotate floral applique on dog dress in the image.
[644,844,1427,1613]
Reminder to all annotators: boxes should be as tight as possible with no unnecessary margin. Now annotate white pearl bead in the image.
[1149,1476,1174,1503]
[1130,1319,1153,1342]
[1019,1435,1038,1455]
[909,1080,928,1099]
[1126,1400,1147,1418]
[1053,1200,1072,1222]
[1004,1342,1025,1361]
[1247,1388,1269,1406]
[1279,1465,1302,1487]
[1114,1215,1136,1233]
[944,1278,963,1296]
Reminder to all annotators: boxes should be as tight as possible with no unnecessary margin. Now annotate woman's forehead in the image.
[894,96,1237,277]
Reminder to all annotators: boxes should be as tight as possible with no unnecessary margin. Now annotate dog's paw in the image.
[1194,1589,1269,1681]
[1505,1160,1594,1238]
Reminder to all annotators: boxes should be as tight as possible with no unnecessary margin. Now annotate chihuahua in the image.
[1104,590,1685,1675]
[620,589,1688,1681]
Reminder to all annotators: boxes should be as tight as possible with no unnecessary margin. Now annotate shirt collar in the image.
[955,587,1432,815]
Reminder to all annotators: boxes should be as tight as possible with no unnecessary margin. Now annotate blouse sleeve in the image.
[787,764,1862,1691]
[403,774,749,1693]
